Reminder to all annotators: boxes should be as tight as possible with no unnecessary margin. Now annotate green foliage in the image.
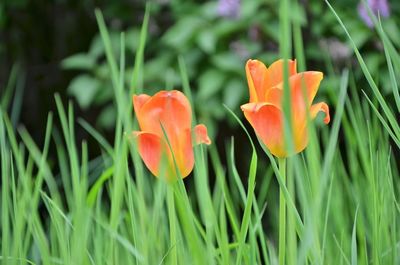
[1,1,400,265]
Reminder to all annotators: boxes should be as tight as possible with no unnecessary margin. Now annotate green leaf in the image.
[197,69,225,100]
[97,105,117,129]
[89,34,105,58]
[67,75,100,109]
[125,28,141,52]
[223,78,244,109]
[61,53,96,70]
[162,16,204,50]
[211,52,242,74]
[196,28,216,54]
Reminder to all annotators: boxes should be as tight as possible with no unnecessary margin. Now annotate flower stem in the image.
[278,158,286,265]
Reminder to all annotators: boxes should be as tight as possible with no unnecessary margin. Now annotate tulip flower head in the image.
[241,59,330,158]
[133,90,211,180]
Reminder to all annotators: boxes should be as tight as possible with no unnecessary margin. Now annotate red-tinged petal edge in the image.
[193,124,211,145]
[310,102,330,124]
[133,130,195,180]
[133,131,168,178]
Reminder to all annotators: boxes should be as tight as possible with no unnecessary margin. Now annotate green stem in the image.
[167,186,177,265]
[279,158,286,265]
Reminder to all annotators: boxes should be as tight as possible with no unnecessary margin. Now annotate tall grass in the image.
[0,2,399,265]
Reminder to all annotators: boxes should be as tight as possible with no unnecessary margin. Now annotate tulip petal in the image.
[289,71,324,106]
[267,59,297,88]
[134,130,194,180]
[264,87,283,107]
[137,90,192,138]
[241,102,286,157]
[134,131,167,178]
[193,124,211,145]
[310,102,330,124]
[175,129,195,178]
[279,72,324,130]
[265,71,322,109]
[246,59,268,103]
[133,94,151,113]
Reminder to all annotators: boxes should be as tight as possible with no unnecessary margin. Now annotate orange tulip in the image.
[241,59,330,157]
[133,90,211,180]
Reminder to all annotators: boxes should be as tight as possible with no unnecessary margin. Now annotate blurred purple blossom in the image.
[230,41,250,60]
[358,0,390,27]
[217,0,240,19]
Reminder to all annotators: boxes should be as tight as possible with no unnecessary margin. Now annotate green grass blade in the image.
[351,207,359,265]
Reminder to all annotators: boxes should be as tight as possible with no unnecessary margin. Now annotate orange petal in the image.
[268,71,323,109]
[273,71,323,130]
[138,90,192,139]
[134,131,194,180]
[174,129,195,178]
[134,131,167,178]
[241,103,287,157]
[267,59,297,88]
[246,59,268,103]
[264,87,283,107]
[193,124,211,145]
[310,102,330,124]
[133,94,151,114]
[289,71,324,106]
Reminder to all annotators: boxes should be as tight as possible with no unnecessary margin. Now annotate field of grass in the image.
[0,1,399,265]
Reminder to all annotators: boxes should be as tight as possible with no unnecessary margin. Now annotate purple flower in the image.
[358,0,390,27]
[217,0,240,19]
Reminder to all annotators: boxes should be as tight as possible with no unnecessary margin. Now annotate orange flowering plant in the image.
[241,59,330,157]
[132,90,211,180]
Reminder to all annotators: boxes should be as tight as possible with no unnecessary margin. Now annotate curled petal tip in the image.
[241,102,273,113]
[194,124,211,145]
[323,111,330,124]
[131,131,141,138]
[246,59,264,69]
[246,58,257,64]
[241,103,258,113]
[133,94,151,113]
[311,102,330,124]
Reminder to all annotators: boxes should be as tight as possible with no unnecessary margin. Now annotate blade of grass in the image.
[130,2,150,95]
[351,207,359,265]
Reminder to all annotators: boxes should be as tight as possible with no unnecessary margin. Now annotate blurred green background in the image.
[1,0,399,156]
